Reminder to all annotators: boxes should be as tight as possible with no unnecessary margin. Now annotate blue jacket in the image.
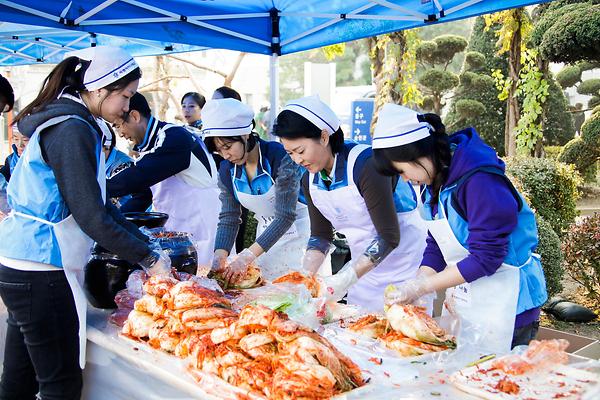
[107,116,215,198]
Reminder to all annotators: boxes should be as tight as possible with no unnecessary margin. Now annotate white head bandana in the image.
[283,95,340,135]
[65,46,138,91]
[372,103,433,149]
[202,98,254,137]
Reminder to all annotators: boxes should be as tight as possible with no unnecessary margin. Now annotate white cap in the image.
[372,104,432,149]
[283,95,340,135]
[202,98,254,137]
[65,46,138,91]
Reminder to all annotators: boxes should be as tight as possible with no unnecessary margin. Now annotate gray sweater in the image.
[214,145,303,253]
[17,97,150,264]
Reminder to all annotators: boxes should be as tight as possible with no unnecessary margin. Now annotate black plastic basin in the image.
[122,211,169,228]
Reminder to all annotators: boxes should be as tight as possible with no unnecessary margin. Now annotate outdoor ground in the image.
[541,276,600,340]
[540,183,600,340]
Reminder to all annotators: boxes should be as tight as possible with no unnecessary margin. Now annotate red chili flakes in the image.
[350,339,357,345]
[369,357,383,365]
[493,376,520,395]
[558,382,566,387]
[383,372,391,378]
[553,393,569,398]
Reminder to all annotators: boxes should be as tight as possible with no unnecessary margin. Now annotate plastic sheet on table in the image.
[229,282,322,329]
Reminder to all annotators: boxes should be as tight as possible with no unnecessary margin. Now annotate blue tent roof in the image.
[0,22,207,65]
[0,0,553,66]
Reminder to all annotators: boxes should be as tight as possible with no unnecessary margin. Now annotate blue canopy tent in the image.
[0,0,554,117]
[0,22,207,65]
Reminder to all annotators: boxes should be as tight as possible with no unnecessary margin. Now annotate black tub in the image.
[84,232,198,309]
[122,211,169,229]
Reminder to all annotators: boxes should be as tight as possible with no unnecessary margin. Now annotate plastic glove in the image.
[139,249,172,276]
[223,248,256,285]
[303,249,327,276]
[320,261,358,302]
[210,252,227,274]
[384,277,433,306]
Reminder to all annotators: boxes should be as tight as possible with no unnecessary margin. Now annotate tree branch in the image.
[167,54,228,78]
[139,75,188,90]
[224,52,247,87]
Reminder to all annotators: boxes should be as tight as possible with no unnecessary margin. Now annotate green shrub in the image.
[505,157,581,236]
[243,212,258,249]
[562,213,600,301]
[555,65,582,89]
[536,215,564,297]
[559,112,600,181]
[544,146,563,160]
[464,51,485,70]
[454,99,486,119]
[577,78,600,96]
[559,138,597,182]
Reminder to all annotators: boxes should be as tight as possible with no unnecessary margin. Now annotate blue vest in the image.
[422,167,548,314]
[8,147,19,173]
[230,151,275,200]
[312,142,418,214]
[393,181,418,213]
[0,115,101,267]
[105,148,132,178]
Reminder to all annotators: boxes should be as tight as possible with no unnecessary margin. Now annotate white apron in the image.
[234,149,330,280]
[309,145,426,312]
[13,156,106,369]
[150,124,221,267]
[421,195,522,355]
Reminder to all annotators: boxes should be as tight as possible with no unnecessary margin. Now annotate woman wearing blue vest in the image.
[181,91,205,131]
[203,98,328,284]
[274,96,427,312]
[373,104,547,353]
[0,46,170,400]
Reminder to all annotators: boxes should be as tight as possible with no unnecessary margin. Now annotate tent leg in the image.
[269,53,279,140]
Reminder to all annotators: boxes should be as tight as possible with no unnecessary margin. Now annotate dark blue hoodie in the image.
[421,127,520,283]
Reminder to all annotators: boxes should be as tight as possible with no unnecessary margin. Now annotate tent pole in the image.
[269,52,279,140]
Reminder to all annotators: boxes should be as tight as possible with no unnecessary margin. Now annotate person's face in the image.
[112,110,147,145]
[214,136,248,165]
[281,130,332,174]
[181,97,202,124]
[391,157,436,185]
[12,131,29,157]
[94,80,139,123]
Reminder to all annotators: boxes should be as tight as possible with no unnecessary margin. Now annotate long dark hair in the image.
[14,56,141,124]
[205,132,259,155]
[273,110,345,154]
[373,113,450,205]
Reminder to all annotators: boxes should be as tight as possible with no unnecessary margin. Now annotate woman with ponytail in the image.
[373,104,547,353]
[0,46,170,400]
[202,98,326,283]
[273,96,427,312]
